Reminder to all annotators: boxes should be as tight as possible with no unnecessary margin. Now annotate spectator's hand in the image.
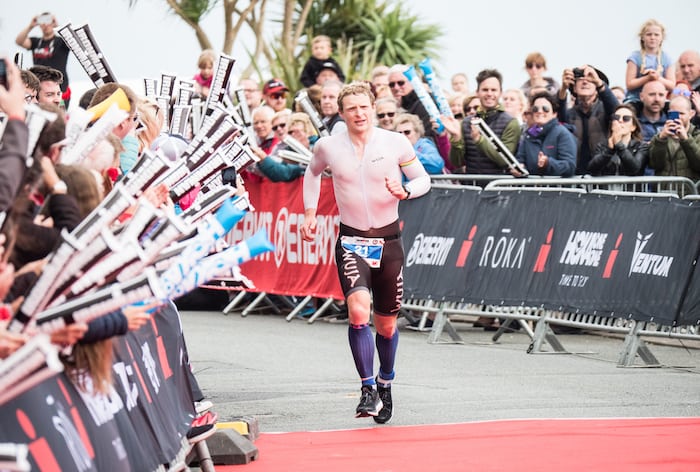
[41,156,62,189]
[0,58,27,119]
[561,69,575,94]
[609,121,623,147]
[691,92,700,114]
[251,146,266,161]
[34,214,54,227]
[441,116,461,139]
[582,65,602,88]
[385,176,407,200]
[0,261,15,303]
[509,167,525,177]
[0,326,27,359]
[469,122,481,142]
[537,151,548,169]
[660,119,680,139]
[676,121,689,140]
[50,323,88,346]
[123,301,160,331]
[643,69,660,81]
[143,182,170,209]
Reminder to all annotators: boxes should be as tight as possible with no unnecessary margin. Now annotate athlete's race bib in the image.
[341,236,385,268]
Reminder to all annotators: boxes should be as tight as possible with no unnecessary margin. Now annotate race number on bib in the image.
[341,236,385,268]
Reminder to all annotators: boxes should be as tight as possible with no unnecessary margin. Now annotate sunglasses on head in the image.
[672,88,692,98]
[531,105,551,113]
[272,122,287,131]
[389,80,406,88]
[612,114,633,123]
[377,112,396,119]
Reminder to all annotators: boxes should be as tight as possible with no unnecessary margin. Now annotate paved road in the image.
[180,309,700,433]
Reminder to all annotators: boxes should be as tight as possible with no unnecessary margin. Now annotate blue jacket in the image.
[414,137,445,175]
[516,119,577,177]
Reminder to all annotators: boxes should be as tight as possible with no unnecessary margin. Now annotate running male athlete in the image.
[301,82,430,423]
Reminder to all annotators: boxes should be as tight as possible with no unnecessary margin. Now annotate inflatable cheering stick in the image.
[168,228,274,299]
[159,197,246,296]
[418,58,453,118]
[403,65,445,133]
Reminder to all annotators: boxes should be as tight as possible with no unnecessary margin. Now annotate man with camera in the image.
[557,65,619,175]
[649,95,700,182]
[15,12,71,108]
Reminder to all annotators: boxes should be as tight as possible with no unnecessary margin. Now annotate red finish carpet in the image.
[221,417,700,471]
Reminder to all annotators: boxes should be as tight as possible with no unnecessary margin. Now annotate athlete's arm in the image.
[301,139,327,241]
[400,155,431,199]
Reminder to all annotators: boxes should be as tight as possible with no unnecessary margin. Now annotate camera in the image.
[221,166,238,187]
[0,59,7,89]
[573,68,584,79]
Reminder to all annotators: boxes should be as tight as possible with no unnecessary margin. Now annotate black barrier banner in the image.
[400,189,700,325]
[0,304,194,470]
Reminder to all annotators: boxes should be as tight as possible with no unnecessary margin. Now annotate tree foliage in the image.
[126,0,442,84]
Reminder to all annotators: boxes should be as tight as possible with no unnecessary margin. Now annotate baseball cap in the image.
[263,78,289,95]
[319,61,342,76]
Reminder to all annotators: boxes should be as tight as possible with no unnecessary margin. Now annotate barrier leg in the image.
[528,313,567,354]
[194,440,216,472]
[285,295,313,322]
[307,297,336,323]
[241,292,280,317]
[222,290,248,315]
[618,322,661,367]
[428,304,463,344]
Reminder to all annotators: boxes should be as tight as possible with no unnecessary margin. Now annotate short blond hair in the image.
[337,81,375,112]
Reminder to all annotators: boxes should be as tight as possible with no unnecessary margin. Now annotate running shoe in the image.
[355,385,383,418]
[374,383,393,424]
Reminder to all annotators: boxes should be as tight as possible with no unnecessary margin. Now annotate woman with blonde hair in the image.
[624,19,676,102]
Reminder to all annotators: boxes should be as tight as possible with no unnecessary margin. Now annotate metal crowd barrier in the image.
[484,175,698,197]
[407,174,700,367]
[218,174,700,367]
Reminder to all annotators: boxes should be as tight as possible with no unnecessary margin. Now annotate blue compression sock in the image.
[375,329,398,385]
[348,323,375,385]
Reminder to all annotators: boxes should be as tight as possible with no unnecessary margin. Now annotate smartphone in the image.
[0,59,7,88]
[37,13,53,25]
[668,111,680,121]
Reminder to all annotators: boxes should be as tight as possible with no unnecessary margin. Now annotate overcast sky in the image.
[1,0,697,100]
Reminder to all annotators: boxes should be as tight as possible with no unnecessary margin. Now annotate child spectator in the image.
[625,19,675,103]
[193,49,217,99]
[299,35,345,87]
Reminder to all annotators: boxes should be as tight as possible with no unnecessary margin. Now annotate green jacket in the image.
[649,123,700,181]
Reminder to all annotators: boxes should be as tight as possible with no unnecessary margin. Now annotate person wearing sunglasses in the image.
[587,104,647,177]
[388,64,440,147]
[262,78,290,113]
[394,113,444,175]
[520,52,560,99]
[375,97,399,130]
[515,92,576,177]
[20,69,39,104]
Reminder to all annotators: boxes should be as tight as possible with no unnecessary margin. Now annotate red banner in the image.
[228,178,343,299]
